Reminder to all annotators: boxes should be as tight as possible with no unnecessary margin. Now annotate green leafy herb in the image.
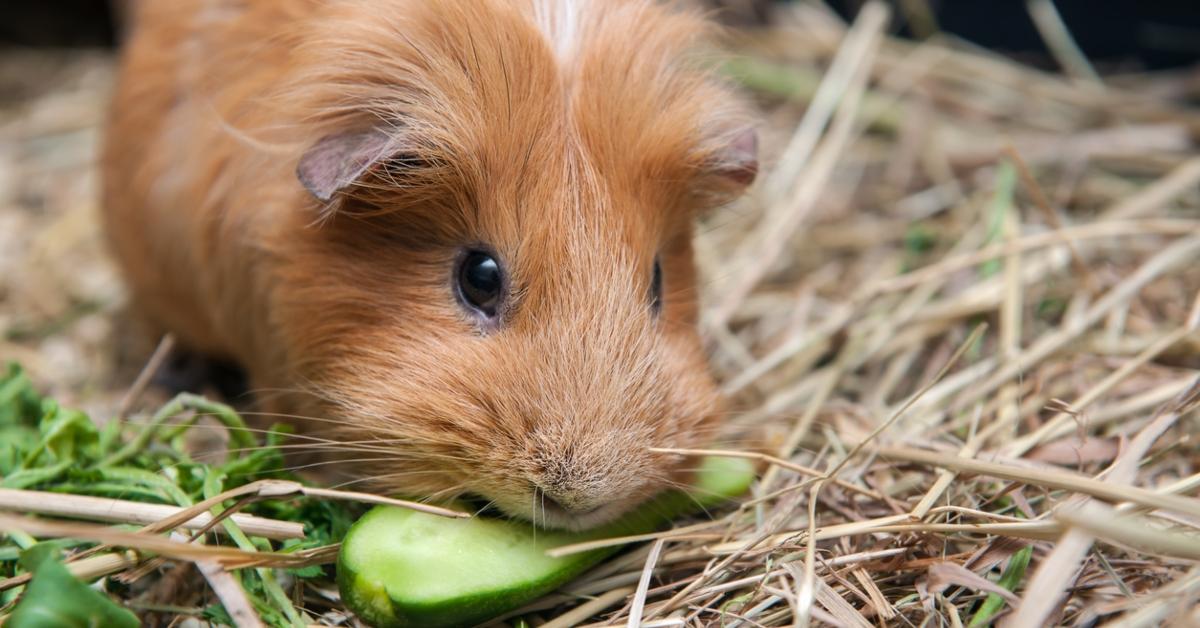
[5,544,139,628]
[0,363,357,626]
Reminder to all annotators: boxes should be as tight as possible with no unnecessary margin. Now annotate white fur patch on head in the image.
[532,0,584,62]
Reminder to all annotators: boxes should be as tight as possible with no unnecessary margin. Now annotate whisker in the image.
[240,456,405,476]
[326,470,452,491]
[120,416,474,461]
[214,440,469,459]
[419,484,468,504]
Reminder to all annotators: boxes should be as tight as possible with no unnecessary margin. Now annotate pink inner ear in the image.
[719,127,758,186]
[296,129,394,202]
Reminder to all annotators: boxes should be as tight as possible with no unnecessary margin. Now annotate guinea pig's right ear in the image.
[296,128,397,203]
[691,126,759,207]
[711,127,758,188]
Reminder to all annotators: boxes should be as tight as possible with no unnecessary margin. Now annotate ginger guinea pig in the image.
[102,0,756,530]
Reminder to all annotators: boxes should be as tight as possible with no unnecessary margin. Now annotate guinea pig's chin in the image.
[490,492,643,532]
[535,500,634,532]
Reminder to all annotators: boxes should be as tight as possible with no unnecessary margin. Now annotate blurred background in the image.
[5,1,1200,69]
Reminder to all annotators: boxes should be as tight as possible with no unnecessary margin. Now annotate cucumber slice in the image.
[338,455,755,627]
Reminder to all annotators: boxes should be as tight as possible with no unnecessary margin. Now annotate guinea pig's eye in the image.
[650,257,663,314]
[456,250,504,319]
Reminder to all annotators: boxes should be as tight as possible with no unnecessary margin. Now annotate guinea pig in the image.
[102,0,757,530]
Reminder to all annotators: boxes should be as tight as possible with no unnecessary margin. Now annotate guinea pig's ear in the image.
[296,128,397,203]
[711,127,758,187]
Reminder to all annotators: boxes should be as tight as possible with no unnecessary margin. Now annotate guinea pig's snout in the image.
[519,448,651,529]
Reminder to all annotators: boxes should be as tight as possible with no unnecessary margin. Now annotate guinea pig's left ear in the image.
[296,128,397,203]
[712,127,758,187]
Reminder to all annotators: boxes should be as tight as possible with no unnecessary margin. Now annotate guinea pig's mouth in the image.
[468,491,640,532]
[530,499,630,532]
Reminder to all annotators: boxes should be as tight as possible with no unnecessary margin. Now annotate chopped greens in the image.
[0,363,356,626]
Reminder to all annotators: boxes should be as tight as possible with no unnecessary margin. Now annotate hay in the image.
[1,1,1198,625]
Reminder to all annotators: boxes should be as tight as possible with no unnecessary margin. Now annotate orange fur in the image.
[102,0,754,529]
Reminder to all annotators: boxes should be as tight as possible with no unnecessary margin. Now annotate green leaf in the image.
[968,545,1032,627]
[5,544,139,628]
[39,403,100,461]
[0,364,41,428]
[18,401,99,474]
[901,224,939,273]
[904,224,938,255]
[1,461,71,490]
[0,365,43,477]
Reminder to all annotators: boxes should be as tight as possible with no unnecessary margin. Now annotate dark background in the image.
[1,1,1198,71]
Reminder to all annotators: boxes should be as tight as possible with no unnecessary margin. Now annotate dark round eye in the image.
[650,257,663,314]
[456,250,504,318]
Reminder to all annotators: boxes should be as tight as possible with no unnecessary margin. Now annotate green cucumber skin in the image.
[338,456,755,628]
[338,540,612,628]
[338,506,615,628]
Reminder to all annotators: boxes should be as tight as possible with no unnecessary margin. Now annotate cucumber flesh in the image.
[338,455,755,627]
